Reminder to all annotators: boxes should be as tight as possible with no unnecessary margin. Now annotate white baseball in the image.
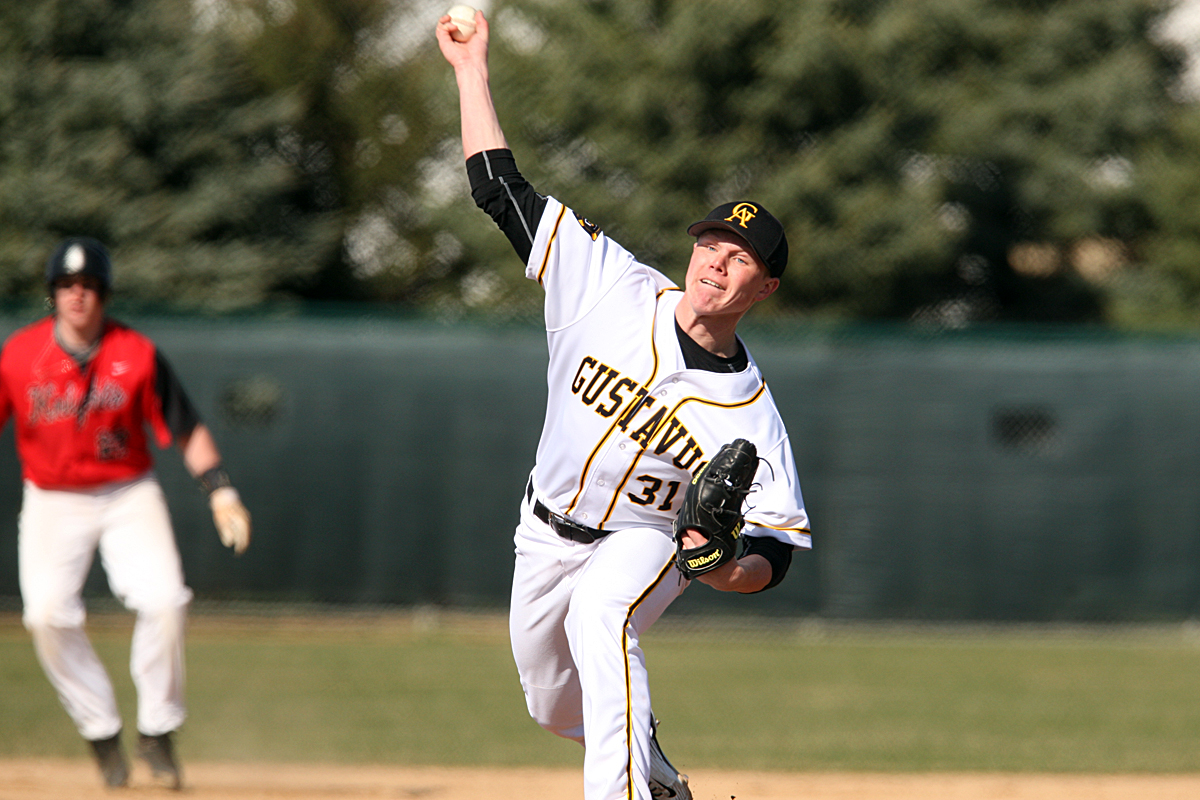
[447,4,477,42]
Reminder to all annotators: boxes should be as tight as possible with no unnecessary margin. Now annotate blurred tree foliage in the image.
[218,0,482,307]
[477,0,1188,326]
[0,0,342,309]
[1137,98,1200,328]
[0,0,1196,327]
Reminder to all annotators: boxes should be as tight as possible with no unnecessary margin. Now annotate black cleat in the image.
[138,731,182,790]
[648,718,692,800]
[89,732,129,788]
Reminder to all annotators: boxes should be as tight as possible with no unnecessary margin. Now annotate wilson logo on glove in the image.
[686,549,725,570]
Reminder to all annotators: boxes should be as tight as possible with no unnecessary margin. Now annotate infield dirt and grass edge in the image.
[3,607,1200,775]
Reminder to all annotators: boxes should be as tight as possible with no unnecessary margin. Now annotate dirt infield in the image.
[4,759,1200,800]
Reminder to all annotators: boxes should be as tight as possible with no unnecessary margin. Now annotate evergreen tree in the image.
[1,1,1186,324]
[215,0,517,312]
[1136,92,1200,328]
[0,0,340,309]
[469,0,1184,325]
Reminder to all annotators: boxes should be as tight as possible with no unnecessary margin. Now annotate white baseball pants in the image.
[18,473,193,741]
[509,496,687,800]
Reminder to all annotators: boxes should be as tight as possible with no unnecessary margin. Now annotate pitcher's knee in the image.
[524,685,585,743]
[565,592,626,644]
[533,713,585,743]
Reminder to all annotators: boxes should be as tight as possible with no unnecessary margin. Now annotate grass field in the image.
[3,607,1200,774]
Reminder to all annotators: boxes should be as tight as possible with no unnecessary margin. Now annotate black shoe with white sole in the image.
[648,718,692,800]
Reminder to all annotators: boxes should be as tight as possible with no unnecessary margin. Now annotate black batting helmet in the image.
[45,237,113,295]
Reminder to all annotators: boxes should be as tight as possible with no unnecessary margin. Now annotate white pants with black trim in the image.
[509,496,687,800]
[18,473,193,741]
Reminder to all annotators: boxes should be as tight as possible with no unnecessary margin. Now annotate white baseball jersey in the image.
[525,196,811,550]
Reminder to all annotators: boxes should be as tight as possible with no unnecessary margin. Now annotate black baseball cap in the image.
[687,201,788,278]
[45,237,113,294]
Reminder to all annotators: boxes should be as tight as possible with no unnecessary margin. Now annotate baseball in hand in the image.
[447,4,477,42]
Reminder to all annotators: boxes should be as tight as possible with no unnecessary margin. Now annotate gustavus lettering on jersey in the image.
[570,355,705,470]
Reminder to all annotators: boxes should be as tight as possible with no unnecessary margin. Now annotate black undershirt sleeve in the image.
[466,149,548,264]
[740,535,794,592]
[154,350,201,440]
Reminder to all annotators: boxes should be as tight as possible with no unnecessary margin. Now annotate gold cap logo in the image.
[724,203,759,229]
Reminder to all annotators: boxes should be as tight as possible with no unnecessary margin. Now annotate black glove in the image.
[672,439,757,579]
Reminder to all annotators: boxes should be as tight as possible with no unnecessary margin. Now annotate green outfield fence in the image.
[0,309,1198,623]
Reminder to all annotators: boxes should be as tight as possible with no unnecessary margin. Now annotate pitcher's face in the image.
[683,230,779,321]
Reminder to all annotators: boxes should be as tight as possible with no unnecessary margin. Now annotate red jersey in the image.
[0,316,200,489]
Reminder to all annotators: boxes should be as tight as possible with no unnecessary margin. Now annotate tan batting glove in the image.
[210,486,251,555]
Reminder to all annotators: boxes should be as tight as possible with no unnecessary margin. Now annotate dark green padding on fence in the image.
[0,315,1196,622]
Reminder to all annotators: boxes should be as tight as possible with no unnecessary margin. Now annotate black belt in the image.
[527,479,611,544]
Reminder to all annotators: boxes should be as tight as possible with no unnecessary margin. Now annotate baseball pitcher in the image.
[438,11,810,800]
